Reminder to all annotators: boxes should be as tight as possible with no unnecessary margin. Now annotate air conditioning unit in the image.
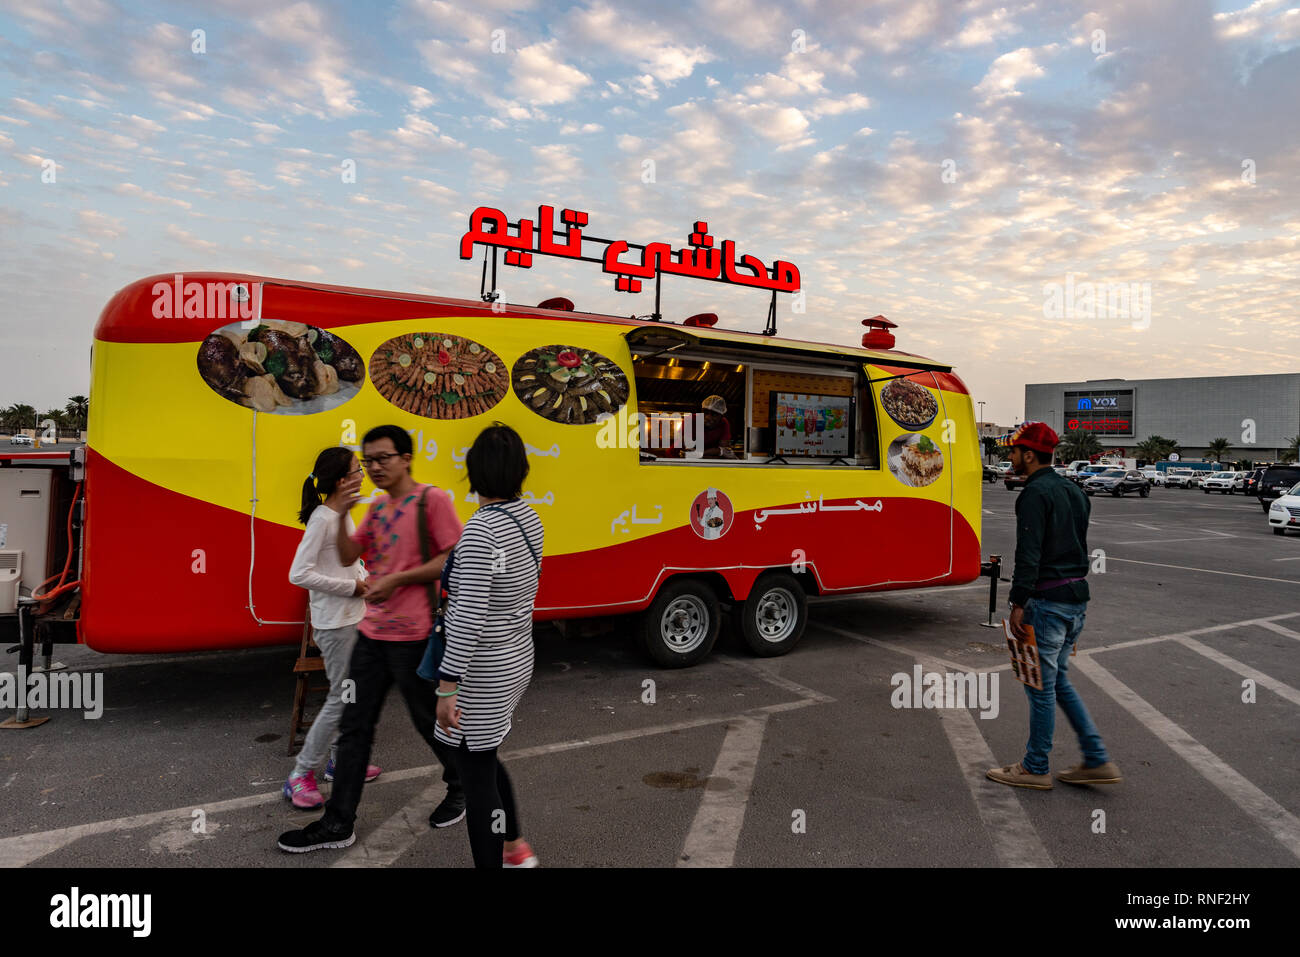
[0,550,21,615]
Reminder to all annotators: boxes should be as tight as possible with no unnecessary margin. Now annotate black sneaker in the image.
[429,791,466,828]
[277,819,356,853]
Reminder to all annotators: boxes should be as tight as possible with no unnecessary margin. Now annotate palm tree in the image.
[1135,434,1180,462]
[981,435,1000,464]
[1205,438,1231,462]
[65,395,88,430]
[1283,435,1299,464]
[1058,430,1103,463]
[2,403,36,434]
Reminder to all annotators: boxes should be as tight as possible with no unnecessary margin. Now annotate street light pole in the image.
[978,400,987,463]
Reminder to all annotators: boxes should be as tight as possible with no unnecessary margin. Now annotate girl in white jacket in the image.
[283,448,381,809]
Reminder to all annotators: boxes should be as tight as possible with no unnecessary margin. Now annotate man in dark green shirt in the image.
[987,422,1121,790]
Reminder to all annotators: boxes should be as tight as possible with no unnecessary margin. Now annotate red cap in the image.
[1009,421,1059,453]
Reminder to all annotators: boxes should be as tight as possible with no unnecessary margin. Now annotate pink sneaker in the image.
[282,770,324,809]
[503,840,539,868]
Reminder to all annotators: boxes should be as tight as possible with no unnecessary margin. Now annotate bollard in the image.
[978,554,1002,628]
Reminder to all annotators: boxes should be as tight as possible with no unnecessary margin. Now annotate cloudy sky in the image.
[2,0,1298,425]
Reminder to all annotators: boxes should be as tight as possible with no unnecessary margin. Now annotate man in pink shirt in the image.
[279,425,465,853]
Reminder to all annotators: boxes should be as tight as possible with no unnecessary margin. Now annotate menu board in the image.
[772,392,852,457]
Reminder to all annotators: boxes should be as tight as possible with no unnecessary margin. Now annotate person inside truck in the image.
[701,395,736,459]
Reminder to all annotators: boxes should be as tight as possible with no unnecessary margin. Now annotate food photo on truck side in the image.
[3,210,983,670]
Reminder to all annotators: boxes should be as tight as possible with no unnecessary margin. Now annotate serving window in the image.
[631,348,881,467]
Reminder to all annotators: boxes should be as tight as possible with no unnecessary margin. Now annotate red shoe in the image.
[503,840,539,868]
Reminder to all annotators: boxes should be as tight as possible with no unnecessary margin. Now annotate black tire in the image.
[736,572,809,657]
[640,578,720,668]
[1273,527,1285,536]
[1262,502,1270,513]
[1111,488,1121,497]
[1139,487,1149,498]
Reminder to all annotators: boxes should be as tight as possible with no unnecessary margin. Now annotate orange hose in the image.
[32,482,82,603]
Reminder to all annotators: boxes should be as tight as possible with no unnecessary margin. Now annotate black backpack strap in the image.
[480,501,540,568]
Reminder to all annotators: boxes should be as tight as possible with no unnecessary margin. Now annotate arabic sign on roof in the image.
[459,204,801,296]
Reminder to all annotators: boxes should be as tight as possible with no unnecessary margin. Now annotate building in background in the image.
[1025,373,1300,462]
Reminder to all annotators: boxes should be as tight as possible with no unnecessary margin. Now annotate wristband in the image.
[435,687,458,697]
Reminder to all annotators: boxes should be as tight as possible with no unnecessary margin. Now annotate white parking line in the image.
[677,715,770,868]
[918,651,1053,868]
[1074,656,1300,861]
[1103,557,1300,585]
[1274,557,1300,562]
[813,622,971,673]
[1174,637,1300,708]
[333,784,439,868]
[1254,620,1300,642]
[1111,535,1237,545]
[0,694,831,867]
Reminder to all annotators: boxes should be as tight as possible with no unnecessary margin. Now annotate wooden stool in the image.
[287,621,330,756]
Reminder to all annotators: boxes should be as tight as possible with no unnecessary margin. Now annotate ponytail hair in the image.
[299,447,357,525]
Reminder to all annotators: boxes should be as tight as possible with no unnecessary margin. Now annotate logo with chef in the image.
[689,487,733,540]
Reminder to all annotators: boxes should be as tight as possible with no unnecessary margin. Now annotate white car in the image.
[1165,468,1196,488]
[1142,468,1165,487]
[8,434,34,446]
[1201,472,1238,494]
[1268,483,1300,536]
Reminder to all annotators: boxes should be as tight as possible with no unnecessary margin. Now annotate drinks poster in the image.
[773,392,852,457]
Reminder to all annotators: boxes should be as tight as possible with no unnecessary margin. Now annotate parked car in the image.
[995,461,1013,473]
[8,434,33,446]
[1005,470,1027,490]
[1073,464,1110,486]
[1141,468,1165,487]
[1244,467,1266,496]
[982,464,1000,482]
[1267,482,1300,535]
[1256,465,1300,514]
[1165,468,1196,488]
[1200,471,1238,494]
[1083,468,1151,497]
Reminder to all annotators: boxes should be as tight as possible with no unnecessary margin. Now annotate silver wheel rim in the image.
[661,596,709,654]
[754,587,798,643]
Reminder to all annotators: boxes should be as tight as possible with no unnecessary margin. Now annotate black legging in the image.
[452,740,521,869]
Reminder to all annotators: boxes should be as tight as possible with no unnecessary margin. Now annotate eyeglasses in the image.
[361,452,404,467]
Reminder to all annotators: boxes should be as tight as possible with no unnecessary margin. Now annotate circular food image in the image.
[879,377,939,431]
[511,344,629,425]
[689,487,733,540]
[197,320,363,415]
[888,433,945,487]
[369,333,507,419]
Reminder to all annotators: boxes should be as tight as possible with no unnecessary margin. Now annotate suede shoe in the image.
[986,762,1053,790]
[1056,761,1122,785]
[429,791,466,828]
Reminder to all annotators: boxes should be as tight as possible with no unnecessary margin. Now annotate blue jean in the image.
[1021,598,1109,775]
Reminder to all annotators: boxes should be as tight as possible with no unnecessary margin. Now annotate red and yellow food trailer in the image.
[6,208,982,668]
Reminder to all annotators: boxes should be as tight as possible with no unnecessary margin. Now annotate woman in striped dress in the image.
[434,424,544,868]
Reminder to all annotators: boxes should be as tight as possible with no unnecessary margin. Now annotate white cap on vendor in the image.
[703,395,727,415]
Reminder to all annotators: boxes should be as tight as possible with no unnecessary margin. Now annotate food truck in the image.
[1,205,982,669]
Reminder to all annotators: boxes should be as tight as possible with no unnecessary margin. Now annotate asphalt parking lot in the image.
[1,482,1296,868]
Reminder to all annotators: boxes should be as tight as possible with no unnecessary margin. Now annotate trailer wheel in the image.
[737,573,808,658]
[640,579,719,668]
